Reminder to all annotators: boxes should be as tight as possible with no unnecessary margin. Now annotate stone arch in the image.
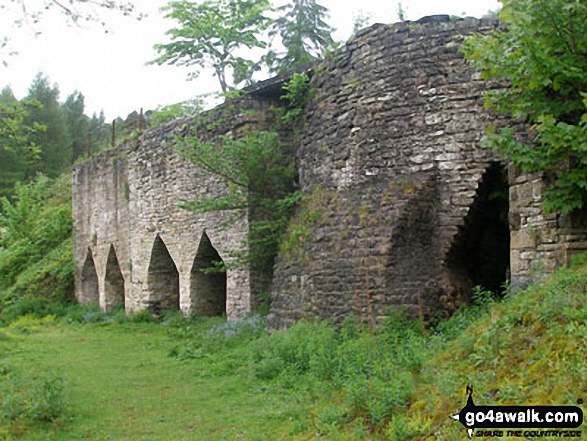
[446,162,510,300]
[104,245,125,311]
[81,247,99,304]
[190,231,227,317]
[146,235,179,314]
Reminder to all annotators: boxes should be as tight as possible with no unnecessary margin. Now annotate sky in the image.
[0,0,501,121]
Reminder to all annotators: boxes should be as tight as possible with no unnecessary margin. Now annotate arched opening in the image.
[190,232,227,317]
[446,162,510,299]
[81,247,99,304]
[104,245,125,311]
[147,235,179,314]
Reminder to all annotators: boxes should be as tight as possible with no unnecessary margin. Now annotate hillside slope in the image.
[394,260,587,440]
[0,174,74,323]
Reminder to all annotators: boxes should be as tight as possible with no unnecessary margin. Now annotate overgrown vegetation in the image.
[171,74,311,306]
[0,258,585,439]
[152,0,336,91]
[0,74,117,198]
[0,173,74,324]
[0,364,69,438]
[462,0,587,213]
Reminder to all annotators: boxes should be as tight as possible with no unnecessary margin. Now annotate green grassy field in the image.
[0,320,304,440]
[1,258,586,440]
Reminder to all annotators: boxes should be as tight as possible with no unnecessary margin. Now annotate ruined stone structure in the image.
[73,99,280,319]
[73,16,587,327]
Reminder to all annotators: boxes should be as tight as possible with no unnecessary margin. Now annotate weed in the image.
[0,367,69,434]
[7,314,58,334]
[126,309,158,323]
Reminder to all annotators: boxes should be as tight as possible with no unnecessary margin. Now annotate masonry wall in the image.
[509,168,587,289]
[73,146,131,310]
[73,97,281,319]
[267,17,587,329]
[73,17,587,328]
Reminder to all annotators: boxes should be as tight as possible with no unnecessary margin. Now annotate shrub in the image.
[249,313,431,432]
[7,314,58,334]
[0,367,70,432]
[167,314,266,360]
[0,294,72,325]
[126,309,158,324]
[0,174,74,323]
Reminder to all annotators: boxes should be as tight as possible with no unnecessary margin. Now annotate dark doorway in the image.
[147,235,179,313]
[81,247,99,304]
[447,163,510,297]
[104,245,125,311]
[190,232,227,317]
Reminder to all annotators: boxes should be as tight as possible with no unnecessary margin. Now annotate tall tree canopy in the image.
[0,88,30,195]
[266,0,336,73]
[0,75,113,197]
[24,73,71,178]
[62,91,89,163]
[152,0,273,93]
[152,0,336,90]
[462,0,587,213]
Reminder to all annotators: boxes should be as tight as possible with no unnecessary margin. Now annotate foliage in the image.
[178,130,292,209]
[0,259,584,439]
[0,87,45,158]
[3,0,140,26]
[22,73,72,178]
[6,313,59,334]
[462,0,587,213]
[0,87,46,197]
[397,1,408,22]
[166,313,266,363]
[0,173,74,320]
[249,313,429,433]
[154,0,337,88]
[1,74,121,191]
[0,366,69,435]
[87,110,112,151]
[281,72,313,125]
[149,97,205,126]
[266,0,337,74]
[172,74,314,306]
[1,0,142,58]
[152,0,273,93]
[399,256,587,440]
[0,318,305,440]
[176,128,298,277]
[352,9,373,35]
[62,90,90,163]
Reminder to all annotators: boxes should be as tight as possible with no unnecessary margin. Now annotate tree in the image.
[152,0,273,93]
[462,0,587,213]
[88,110,112,153]
[62,91,89,163]
[266,0,336,73]
[0,86,46,197]
[171,75,311,304]
[24,73,71,178]
[352,10,373,35]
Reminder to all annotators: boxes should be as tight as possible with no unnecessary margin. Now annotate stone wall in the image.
[73,16,587,327]
[267,16,587,329]
[73,97,281,319]
[509,168,587,289]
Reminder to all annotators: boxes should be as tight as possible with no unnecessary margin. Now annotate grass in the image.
[0,257,585,440]
[0,319,302,440]
[399,259,587,440]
